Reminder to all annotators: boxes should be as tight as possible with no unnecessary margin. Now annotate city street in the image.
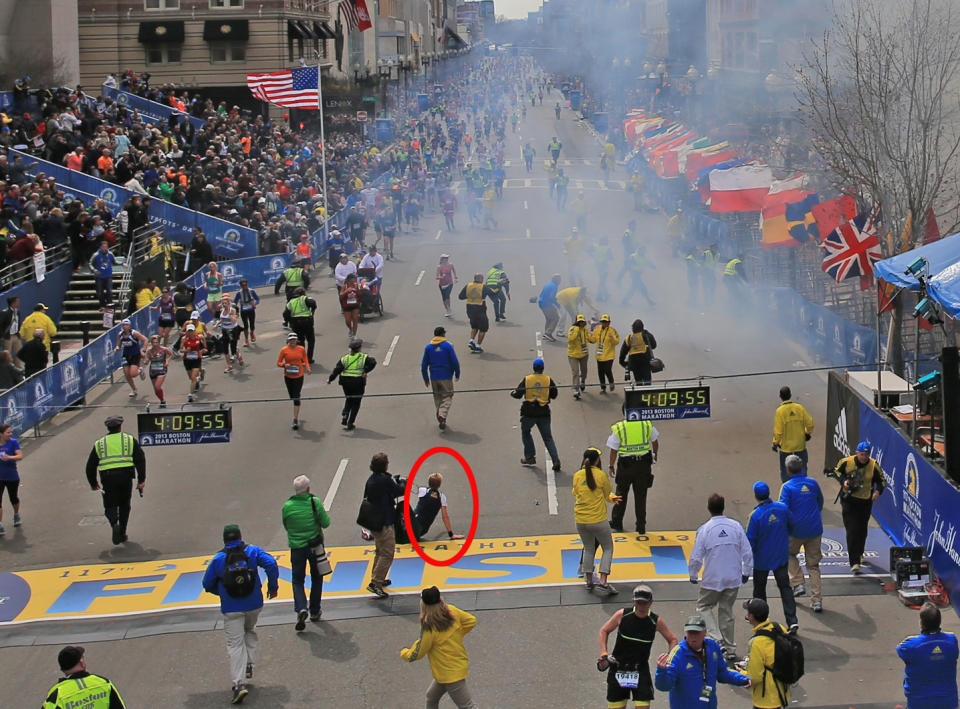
[0,92,932,707]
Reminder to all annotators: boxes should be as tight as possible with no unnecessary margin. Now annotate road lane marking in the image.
[545,451,559,515]
[324,458,349,509]
[523,200,528,209]
[524,178,532,188]
[383,335,400,366]
[415,270,425,286]
[435,229,442,240]
[529,265,536,287]
[526,227,531,239]
[535,331,543,359]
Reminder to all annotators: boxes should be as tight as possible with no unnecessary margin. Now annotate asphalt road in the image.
[1,594,924,708]
[0,89,938,707]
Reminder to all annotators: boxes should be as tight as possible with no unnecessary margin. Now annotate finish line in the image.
[0,529,888,625]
